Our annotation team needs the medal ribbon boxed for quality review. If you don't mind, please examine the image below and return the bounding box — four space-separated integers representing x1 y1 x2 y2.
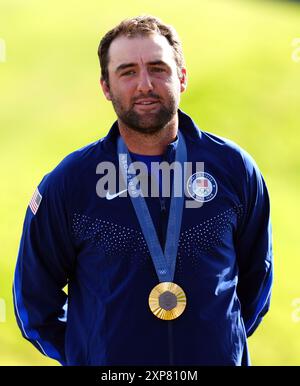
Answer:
117 130 187 283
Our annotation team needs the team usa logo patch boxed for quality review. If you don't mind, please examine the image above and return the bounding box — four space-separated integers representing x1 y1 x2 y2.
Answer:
187 172 218 202
29 188 42 215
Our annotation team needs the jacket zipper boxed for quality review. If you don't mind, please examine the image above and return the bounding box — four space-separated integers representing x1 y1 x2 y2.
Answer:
168 322 174 365
159 197 174 365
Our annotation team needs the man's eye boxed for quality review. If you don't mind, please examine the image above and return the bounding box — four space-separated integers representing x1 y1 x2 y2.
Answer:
121 70 135 76
151 67 165 73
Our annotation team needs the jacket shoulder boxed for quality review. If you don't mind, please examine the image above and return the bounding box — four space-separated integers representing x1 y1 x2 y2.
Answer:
200 130 261 175
38 139 104 194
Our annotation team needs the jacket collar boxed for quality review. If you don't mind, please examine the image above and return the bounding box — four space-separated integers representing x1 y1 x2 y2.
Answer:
101 109 202 158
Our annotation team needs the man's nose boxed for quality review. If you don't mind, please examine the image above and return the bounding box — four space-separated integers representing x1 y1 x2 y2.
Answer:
137 70 154 93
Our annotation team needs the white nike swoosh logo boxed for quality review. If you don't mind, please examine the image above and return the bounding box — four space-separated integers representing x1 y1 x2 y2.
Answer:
106 189 128 200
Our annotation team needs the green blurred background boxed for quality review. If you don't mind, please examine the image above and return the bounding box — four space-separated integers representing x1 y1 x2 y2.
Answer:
1 0 300 365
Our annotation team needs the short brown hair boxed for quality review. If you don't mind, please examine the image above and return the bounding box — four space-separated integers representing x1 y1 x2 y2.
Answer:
98 15 185 84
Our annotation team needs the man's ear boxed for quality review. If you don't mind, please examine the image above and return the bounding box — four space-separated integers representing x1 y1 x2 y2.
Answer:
179 68 187 93
100 78 112 101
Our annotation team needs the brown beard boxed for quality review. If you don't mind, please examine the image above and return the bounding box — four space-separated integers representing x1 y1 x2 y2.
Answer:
110 92 177 134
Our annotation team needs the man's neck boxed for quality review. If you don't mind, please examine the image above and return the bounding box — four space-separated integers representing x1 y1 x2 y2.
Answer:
118 115 178 156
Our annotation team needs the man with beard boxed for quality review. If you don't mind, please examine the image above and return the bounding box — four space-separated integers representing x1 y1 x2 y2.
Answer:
13 15 273 366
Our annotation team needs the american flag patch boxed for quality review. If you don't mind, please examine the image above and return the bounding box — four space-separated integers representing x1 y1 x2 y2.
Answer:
29 188 42 215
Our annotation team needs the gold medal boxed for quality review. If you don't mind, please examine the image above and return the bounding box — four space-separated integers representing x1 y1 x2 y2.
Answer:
148 282 186 320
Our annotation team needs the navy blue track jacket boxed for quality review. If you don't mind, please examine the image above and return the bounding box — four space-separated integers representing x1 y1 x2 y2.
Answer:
13 110 273 366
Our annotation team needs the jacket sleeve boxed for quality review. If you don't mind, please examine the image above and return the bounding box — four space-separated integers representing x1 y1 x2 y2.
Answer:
235 151 273 337
13 171 75 365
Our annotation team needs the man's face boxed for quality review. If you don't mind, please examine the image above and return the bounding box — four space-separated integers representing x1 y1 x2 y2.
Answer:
101 33 187 134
